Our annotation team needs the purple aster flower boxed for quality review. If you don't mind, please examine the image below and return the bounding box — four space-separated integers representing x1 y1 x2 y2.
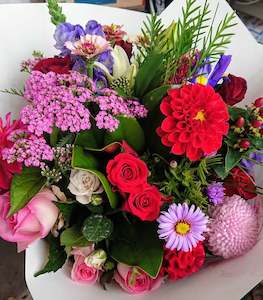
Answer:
54 22 85 55
206 181 225 205
85 20 105 37
208 55 232 87
157 203 208 252
240 152 263 174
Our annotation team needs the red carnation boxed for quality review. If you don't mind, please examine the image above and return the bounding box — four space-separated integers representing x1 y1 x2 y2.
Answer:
123 185 162 221
218 74 247 106
157 84 229 161
106 153 148 193
224 167 257 200
161 242 205 281
33 56 72 74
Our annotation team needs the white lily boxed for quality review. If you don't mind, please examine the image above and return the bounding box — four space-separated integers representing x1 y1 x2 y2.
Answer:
94 45 138 89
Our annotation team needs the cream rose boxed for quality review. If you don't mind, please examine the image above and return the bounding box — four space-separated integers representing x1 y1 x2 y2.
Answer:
68 170 104 205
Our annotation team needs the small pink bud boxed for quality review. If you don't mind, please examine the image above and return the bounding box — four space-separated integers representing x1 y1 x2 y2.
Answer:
239 139 250 150
235 116 245 128
251 119 262 128
254 98 263 108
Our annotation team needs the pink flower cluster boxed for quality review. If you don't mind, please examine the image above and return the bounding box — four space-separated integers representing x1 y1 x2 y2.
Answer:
2 135 53 167
21 71 147 134
22 71 93 136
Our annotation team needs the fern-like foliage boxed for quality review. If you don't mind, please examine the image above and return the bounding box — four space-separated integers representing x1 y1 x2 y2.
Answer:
1 88 24 97
56 133 75 147
136 15 165 65
47 0 66 26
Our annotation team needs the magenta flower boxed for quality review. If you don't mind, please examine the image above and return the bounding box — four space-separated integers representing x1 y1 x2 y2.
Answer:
157 203 208 252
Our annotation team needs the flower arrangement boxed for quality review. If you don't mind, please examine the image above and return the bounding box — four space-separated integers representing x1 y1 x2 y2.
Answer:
0 0 263 295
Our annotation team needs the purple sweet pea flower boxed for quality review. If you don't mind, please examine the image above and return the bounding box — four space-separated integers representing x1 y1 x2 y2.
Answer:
98 50 113 73
240 152 263 174
54 23 85 55
85 20 105 37
208 55 232 87
72 57 87 75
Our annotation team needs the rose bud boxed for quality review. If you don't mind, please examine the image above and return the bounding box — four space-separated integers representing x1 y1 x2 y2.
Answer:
85 249 107 270
239 139 251 150
104 143 120 154
259 109 263 118
235 116 245 128
33 56 72 74
251 119 262 128
254 98 263 108
218 74 247 106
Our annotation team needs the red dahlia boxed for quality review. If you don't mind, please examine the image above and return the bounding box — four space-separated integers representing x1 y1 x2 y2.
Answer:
161 242 205 281
157 84 229 161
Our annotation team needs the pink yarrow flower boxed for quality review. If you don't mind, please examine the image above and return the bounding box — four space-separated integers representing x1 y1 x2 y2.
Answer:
65 34 112 59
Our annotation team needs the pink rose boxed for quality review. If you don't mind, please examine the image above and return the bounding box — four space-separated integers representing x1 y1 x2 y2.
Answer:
71 254 99 284
0 189 59 252
114 263 163 294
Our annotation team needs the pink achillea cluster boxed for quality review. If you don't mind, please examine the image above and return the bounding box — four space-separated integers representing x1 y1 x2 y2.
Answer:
2 135 53 168
21 71 147 134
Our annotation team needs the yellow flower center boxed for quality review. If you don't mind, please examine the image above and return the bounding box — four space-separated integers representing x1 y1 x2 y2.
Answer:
196 76 208 85
175 221 190 235
194 110 206 122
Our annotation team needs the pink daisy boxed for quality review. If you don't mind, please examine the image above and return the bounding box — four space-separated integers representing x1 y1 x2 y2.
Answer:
157 203 208 252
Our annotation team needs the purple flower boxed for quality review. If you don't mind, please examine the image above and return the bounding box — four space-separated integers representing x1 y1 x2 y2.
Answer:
206 181 225 205
85 20 105 37
93 68 108 88
54 23 85 55
241 152 263 174
208 55 232 87
98 50 113 73
157 203 208 252
72 57 87 75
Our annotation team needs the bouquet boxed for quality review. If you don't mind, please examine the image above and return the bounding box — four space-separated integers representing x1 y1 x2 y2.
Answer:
0 0 263 294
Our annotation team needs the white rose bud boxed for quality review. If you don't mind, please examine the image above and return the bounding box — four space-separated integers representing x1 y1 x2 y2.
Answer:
170 160 178 169
84 249 107 270
68 170 104 205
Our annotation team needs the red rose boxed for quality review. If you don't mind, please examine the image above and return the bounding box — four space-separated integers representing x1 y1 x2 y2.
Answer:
218 74 247 106
33 56 72 74
123 185 162 221
106 153 148 193
161 242 205 281
115 40 133 59
224 167 257 200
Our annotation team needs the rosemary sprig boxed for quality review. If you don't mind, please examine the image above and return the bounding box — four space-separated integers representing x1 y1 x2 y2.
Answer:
47 0 66 26
1 88 24 97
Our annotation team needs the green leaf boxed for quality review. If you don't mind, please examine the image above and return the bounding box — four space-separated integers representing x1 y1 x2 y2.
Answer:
55 203 75 224
104 116 145 153
225 146 242 172
50 126 60 147
212 164 228 180
35 235 67 277
60 225 89 247
251 137 263 149
47 0 66 26
82 215 113 243
72 147 118 209
142 85 171 111
75 129 104 150
72 146 99 170
9 168 46 216
134 52 164 98
110 219 163 279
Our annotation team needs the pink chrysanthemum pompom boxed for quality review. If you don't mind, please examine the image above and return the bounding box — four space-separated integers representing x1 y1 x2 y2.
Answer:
207 195 259 259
